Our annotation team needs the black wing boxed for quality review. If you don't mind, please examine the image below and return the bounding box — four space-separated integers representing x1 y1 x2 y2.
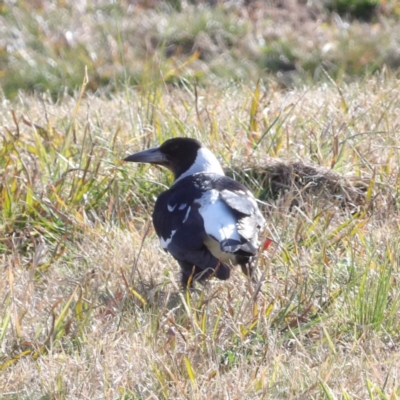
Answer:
152 183 201 248
152 179 227 274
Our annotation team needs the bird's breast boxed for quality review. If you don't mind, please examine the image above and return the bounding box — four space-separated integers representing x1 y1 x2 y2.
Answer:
203 236 238 264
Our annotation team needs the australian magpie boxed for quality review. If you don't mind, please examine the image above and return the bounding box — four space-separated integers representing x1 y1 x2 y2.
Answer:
124 137 265 287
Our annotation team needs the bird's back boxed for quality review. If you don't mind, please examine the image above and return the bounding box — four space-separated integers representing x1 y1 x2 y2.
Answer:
153 173 265 259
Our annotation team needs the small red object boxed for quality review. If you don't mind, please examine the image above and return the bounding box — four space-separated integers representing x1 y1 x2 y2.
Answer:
263 239 273 251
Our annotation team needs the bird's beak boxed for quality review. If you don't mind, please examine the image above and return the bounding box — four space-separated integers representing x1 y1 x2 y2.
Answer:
124 147 168 164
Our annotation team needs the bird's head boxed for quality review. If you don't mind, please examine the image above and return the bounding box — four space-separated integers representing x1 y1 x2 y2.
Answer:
124 137 224 181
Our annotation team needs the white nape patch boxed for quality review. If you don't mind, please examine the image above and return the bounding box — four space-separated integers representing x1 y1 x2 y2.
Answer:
178 203 187 210
167 203 177 212
160 229 177 249
196 189 240 244
182 206 191 223
175 147 225 182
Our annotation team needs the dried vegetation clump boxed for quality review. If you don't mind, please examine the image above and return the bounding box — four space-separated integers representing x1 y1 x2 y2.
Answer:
230 156 369 210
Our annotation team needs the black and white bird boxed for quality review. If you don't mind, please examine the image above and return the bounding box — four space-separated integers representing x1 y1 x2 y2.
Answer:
124 137 265 287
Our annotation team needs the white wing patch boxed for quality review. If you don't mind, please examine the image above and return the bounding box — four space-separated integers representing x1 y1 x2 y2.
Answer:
182 206 191 223
159 204 191 250
160 229 177 249
167 203 177 212
196 189 240 243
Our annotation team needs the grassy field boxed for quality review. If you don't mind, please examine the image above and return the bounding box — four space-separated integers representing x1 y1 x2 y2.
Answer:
2 1 400 399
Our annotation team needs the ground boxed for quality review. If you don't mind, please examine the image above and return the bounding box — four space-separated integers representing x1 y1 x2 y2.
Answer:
1 1 400 399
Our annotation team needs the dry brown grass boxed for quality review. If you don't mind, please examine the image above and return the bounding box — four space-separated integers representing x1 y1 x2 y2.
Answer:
1 73 400 399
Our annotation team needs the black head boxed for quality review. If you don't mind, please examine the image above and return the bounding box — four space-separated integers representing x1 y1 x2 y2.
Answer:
125 137 225 181
158 138 202 175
